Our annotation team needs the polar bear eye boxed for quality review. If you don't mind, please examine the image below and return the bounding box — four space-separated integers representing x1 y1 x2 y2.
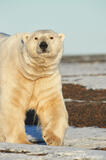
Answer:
50 37 54 40
35 37 38 40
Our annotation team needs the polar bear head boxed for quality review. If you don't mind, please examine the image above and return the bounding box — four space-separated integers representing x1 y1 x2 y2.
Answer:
23 30 64 59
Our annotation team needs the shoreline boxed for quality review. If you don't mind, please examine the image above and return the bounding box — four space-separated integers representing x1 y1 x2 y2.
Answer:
62 54 106 63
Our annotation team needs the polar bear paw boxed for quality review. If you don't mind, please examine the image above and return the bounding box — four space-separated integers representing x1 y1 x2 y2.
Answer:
43 130 62 146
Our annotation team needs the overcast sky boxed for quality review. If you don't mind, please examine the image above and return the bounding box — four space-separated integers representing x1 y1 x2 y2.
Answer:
0 0 106 55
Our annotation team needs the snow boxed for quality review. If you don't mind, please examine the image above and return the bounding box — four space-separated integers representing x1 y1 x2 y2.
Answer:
25 125 106 149
0 126 105 160
62 75 106 89
60 62 106 76
60 62 106 89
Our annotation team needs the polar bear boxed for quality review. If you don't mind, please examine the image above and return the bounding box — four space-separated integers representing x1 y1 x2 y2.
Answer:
0 30 68 145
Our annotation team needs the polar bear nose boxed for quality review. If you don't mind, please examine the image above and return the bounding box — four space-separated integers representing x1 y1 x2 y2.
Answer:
39 41 48 50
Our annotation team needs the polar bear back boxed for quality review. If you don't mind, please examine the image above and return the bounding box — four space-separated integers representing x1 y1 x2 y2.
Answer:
0 33 10 42
0 33 25 64
0 33 10 37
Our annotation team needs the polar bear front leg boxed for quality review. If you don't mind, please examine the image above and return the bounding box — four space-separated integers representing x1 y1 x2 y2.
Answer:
0 91 31 144
37 94 68 146
0 68 33 144
0 107 31 144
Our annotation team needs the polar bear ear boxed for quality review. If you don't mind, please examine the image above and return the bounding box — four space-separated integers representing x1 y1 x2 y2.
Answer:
58 33 65 41
23 33 30 43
